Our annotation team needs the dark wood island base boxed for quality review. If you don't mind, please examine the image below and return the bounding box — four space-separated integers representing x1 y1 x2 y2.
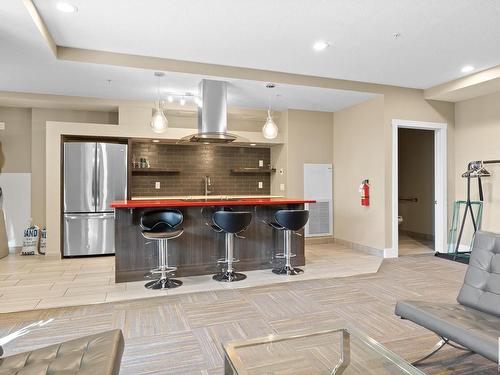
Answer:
111 198 315 283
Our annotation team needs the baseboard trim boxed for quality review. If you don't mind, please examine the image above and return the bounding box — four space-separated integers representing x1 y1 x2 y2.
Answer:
333 238 384 257
305 235 334 245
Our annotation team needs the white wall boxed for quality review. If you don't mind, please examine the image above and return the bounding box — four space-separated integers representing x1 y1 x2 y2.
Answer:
0 173 31 248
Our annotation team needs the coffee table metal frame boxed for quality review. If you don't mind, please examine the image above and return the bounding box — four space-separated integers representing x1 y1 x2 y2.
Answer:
223 325 425 375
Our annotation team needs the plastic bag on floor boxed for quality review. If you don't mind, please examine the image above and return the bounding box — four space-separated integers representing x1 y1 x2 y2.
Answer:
39 226 46 255
21 221 39 255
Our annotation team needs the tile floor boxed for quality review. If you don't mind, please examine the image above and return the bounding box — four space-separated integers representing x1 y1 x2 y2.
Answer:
0 242 382 313
398 233 435 256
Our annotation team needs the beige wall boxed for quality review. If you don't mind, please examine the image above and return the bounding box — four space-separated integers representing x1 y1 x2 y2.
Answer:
383 89 455 251
287 110 334 198
271 110 288 196
332 89 454 254
455 91 500 236
0 108 32 173
398 128 434 236
333 96 386 251
270 109 334 199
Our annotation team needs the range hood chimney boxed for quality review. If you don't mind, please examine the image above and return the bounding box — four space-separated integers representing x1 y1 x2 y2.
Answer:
180 79 237 143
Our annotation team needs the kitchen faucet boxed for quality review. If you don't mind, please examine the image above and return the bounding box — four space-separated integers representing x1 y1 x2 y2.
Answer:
204 176 212 196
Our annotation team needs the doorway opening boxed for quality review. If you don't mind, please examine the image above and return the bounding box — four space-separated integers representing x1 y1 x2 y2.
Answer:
391 119 447 258
398 128 435 255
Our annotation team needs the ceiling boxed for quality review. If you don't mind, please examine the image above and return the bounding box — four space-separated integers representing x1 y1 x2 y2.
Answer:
1 0 500 110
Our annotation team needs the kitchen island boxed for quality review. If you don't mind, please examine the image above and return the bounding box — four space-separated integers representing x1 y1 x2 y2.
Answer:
111 198 315 283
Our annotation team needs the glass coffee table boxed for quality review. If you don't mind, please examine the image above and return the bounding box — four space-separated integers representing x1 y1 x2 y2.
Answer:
223 325 425 375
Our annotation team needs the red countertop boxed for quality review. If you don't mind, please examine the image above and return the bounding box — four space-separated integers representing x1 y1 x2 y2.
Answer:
111 197 316 208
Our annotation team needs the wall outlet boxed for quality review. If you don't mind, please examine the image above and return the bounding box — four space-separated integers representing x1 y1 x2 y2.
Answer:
280 183 285 191
0 122 5 130
259 160 264 167
258 181 263 189
155 181 161 189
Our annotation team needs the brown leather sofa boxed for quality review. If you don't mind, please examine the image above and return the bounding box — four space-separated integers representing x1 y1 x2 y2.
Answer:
0 329 124 375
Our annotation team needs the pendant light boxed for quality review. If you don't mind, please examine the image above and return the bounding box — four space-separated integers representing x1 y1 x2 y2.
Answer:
262 108 278 139
150 72 167 133
262 83 278 139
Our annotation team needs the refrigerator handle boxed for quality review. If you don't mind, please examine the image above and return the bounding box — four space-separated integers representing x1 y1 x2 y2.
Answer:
65 213 114 220
95 144 100 210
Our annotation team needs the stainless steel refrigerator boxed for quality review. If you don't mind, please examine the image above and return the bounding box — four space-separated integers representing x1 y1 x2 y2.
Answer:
63 142 127 256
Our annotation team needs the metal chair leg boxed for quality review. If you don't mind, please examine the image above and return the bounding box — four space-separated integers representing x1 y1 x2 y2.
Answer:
411 336 472 365
213 233 246 282
145 239 182 289
273 230 303 275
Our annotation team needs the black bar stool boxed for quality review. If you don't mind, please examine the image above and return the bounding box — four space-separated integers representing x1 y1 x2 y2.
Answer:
140 209 184 289
266 209 309 275
210 210 252 282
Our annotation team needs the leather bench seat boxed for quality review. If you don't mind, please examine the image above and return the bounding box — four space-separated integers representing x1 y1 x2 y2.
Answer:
0 329 124 375
395 300 500 362
396 231 500 364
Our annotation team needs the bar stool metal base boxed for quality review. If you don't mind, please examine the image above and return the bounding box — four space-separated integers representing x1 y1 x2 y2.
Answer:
213 271 247 282
145 278 183 289
272 265 303 276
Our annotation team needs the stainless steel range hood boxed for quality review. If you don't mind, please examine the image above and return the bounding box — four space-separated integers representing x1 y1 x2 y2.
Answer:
179 79 237 143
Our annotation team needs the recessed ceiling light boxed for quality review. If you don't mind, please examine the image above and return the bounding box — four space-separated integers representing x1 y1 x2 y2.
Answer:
152 139 160 143
313 40 330 51
461 65 475 73
56 2 77 13
167 95 174 103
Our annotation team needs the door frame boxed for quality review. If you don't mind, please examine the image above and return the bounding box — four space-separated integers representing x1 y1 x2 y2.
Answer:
391 119 447 257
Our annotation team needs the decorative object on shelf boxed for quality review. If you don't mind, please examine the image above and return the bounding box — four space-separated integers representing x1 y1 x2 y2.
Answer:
138 158 150 169
150 72 168 134
262 83 279 140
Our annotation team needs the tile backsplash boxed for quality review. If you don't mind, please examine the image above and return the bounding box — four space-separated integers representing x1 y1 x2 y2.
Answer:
131 143 271 197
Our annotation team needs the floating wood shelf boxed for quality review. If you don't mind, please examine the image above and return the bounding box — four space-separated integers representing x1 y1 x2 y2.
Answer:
231 167 276 174
132 168 181 175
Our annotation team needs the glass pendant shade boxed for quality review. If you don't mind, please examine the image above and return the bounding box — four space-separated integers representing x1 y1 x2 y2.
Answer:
150 104 168 133
262 110 278 139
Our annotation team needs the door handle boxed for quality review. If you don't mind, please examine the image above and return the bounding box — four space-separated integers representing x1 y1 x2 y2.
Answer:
65 214 113 220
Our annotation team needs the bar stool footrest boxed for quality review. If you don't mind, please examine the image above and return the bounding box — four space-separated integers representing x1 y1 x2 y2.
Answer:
216 258 240 264
274 253 297 259
150 266 177 274
272 265 303 276
145 278 182 289
213 271 247 282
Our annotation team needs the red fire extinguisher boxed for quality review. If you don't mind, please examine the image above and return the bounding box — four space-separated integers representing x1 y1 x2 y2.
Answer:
359 179 370 206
